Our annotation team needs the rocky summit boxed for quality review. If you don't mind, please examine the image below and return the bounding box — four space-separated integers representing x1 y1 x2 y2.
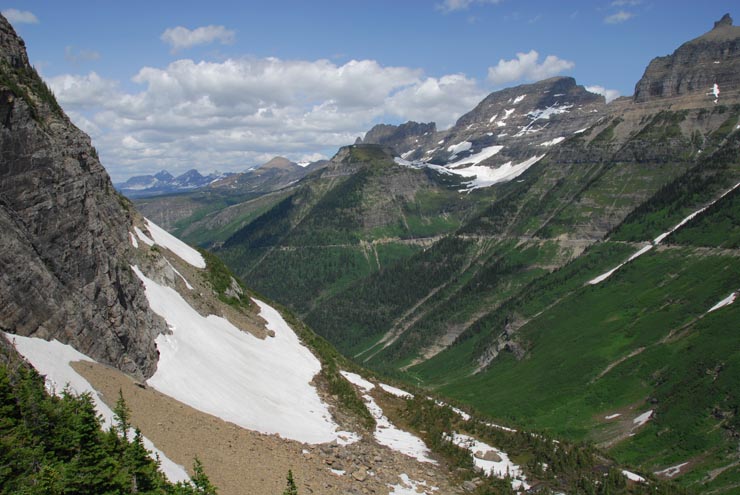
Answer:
634 13 740 103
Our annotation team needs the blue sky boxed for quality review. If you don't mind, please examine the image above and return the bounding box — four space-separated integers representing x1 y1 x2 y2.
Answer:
3 1 737 181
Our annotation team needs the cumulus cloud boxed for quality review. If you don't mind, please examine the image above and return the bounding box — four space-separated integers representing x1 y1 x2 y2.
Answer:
160 25 236 52
2 8 39 24
604 10 634 24
487 50 575 86
48 57 485 181
436 0 503 13
585 85 621 103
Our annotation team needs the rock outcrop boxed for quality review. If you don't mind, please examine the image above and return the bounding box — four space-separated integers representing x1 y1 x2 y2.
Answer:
0 14 165 378
634 14 740 103
360 121 437 156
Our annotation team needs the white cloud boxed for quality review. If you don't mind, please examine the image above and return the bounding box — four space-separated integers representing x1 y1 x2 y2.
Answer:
487 50 575 86
48 57 485 181
2 8 39 24
436 0 503 13
585 85 621 103
160 25 236 52
604 10 634 24
64 46 101 64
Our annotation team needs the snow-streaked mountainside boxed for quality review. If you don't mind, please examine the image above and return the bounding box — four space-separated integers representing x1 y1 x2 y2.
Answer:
132 262 354 444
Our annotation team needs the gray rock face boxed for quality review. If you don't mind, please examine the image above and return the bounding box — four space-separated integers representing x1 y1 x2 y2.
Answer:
0 15 165 379
634 14 740 103
360 121 437 155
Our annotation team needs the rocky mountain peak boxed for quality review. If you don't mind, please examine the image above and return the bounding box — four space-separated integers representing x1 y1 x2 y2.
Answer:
634 13 740 103
260 156 298 171
713 13 733 29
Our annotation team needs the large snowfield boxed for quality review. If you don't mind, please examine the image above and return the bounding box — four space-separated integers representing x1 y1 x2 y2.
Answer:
2 333 190 482
132 266 356 445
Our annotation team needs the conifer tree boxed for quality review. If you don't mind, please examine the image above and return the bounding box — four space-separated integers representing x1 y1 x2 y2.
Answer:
282 469 298 495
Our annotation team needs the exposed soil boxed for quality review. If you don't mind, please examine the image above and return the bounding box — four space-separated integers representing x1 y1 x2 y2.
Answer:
73 361 459 495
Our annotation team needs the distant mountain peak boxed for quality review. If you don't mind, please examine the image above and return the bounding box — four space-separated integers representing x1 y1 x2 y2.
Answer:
260 156 298 171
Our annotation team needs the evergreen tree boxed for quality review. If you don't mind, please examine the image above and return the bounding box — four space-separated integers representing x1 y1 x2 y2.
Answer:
190 457 217 495
282 469 298 495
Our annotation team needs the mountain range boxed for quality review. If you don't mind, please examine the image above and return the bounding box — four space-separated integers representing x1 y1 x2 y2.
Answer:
1 9 739 495
135 14 740 494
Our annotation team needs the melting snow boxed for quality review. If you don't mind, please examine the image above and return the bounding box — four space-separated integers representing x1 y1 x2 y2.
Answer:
711 83 720 104
622 470 646 483
133 266 356 444
446 155 544 191
654 181 740 244
379 383 414 398
588 244 653 285
401 149 416 160
134 226 154 246
655 462 689 478
447 433 530 490
528 103 573 121
605 413 621 420
633 410 653 427
340 370 375 390
513 94 526 104
539 137 565 147
340 371 436 463
708 292 737 312
145 219 206 268
330 468 346 476
3 333 189 482
489 114 498 123
129 231 139 248
503 108 516 119
396 147 540 191
447 141 473 155
388 474 439 494
574 127 588 134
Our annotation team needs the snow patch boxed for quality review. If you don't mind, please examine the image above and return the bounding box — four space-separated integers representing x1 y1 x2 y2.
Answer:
129 231 139 248
379 383 414 398
622 470 646 483
513 94 526 104
447 141 473 155
3 333 189 482
330 468 346 476
388 473 439 494
528 103 573 121
654 181 740 244
539 137 565 147
340 370 375 391
447 433 530 490
341 371 435 463
588 244 653 285
633 410 653 427
134 226 154 246
605 413 621 420
655 462 689 478
708 292 736 313
574 127 588 134
144 218 206 268
132 266 356 444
